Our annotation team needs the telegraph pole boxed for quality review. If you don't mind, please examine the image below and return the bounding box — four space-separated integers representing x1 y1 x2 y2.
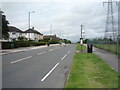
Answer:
28 11 34 40
103 0 117 42
80 25 83 52
50 24 52 35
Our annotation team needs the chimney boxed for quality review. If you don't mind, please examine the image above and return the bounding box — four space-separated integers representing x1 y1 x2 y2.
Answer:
32 27 34 30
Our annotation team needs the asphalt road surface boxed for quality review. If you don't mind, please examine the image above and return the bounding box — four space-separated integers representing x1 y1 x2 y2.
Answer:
2 44 76 88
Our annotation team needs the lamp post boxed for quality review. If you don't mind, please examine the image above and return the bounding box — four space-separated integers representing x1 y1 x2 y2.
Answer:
80 25 83 52
28 11 34 40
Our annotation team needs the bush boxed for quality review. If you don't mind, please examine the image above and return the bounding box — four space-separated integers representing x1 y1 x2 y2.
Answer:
2 42 13 49
2 41 46 49
49 40 59 44
14 41 31 47
32 42 45 46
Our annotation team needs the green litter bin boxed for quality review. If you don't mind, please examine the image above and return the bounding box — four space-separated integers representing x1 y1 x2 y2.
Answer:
11 43 14 48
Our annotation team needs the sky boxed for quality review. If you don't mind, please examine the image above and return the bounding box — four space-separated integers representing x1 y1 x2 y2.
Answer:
1 0 119 42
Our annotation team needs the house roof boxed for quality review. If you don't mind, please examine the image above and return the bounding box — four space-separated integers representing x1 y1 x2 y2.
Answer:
44 35 56 38
8 26 23 33
44 35 61 40
24 28 43 35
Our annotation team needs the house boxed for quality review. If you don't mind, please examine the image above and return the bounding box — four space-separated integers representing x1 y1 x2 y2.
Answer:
43 34 61 41
8 26 25 41
24 27 43 41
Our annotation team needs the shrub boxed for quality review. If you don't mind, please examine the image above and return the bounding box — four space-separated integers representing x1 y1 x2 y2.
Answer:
49 40 59 44
14 41 31 47
32 42 45 46
2 42 13 49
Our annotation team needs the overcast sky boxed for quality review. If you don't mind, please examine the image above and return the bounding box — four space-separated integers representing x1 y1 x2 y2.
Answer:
1 0 119 42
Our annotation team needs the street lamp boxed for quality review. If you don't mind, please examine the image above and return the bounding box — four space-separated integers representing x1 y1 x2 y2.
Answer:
28 11 35 29
28 11 34 40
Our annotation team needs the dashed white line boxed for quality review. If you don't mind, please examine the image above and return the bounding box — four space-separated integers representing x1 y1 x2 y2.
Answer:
11 56 32 64
61 54 67 60
49 49 54 52
38 51 47 55
41 63 59 82
68 50 70 54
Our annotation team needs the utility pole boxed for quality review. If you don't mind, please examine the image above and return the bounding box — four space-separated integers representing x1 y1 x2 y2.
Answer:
28 11 34 40
103 0 117 42
28 11 34 29
50 24 52 35
80 25 83 52
81 25 83 39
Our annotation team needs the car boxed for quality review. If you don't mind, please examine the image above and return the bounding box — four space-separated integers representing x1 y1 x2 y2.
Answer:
61 43 66 47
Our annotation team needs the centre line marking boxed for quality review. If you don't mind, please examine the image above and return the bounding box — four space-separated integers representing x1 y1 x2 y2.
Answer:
68 50 70 54
41 63 59 82
61 54 67 60
11 56 32 64
38 51 47 55
49 49 54 52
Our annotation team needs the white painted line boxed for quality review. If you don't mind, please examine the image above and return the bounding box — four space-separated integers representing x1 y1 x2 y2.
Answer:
56 47 61 49
38 51 47 55
61 54 67 60
41 63 59 82
11 56 32 64
68 50 70 54
0 53 6 55
49 49 54 52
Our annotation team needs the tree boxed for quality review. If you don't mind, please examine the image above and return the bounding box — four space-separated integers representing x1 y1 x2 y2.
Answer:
18 36 25 41
2 14 9 39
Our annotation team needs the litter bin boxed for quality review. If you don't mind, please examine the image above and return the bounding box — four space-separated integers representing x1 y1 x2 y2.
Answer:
87 44 93 53
11 43 14 48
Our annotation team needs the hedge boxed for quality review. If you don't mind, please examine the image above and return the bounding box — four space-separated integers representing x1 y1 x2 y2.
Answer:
32 42 45 46
2 42 13 49
13 41 31 47
2 41 47 49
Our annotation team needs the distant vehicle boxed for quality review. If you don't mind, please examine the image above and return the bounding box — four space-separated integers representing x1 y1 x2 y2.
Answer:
61 43 66 47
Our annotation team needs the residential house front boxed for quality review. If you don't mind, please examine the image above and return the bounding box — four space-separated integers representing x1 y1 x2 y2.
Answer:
8 26 25 41
24 27 43 41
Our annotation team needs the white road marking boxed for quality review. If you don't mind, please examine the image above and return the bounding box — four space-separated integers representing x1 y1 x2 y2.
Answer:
38 51 47 55
11 56 32 64
61 54 67 60
49 49 54 52
68 50 70 54
41 63 59 82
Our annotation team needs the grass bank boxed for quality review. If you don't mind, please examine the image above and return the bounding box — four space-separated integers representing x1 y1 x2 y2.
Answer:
93 44 119 54
65 44 119 88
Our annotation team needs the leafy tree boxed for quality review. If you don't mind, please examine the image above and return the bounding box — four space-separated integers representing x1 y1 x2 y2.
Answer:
18 36 25 41
61 39 71 44
2 14 9 39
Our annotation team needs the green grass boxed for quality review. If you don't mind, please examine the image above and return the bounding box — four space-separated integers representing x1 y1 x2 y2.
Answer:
65 44 119 88
94 44 119 54
76 44 87 50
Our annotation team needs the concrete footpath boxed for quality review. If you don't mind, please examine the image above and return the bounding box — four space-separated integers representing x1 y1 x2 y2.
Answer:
0 44 59 55
93 47 118 72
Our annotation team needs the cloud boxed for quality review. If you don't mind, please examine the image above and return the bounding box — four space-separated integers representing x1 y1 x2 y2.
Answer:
1 0 118 42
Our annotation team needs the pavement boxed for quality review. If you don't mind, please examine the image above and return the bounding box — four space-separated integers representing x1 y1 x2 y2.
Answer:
93 47 118 72
2 44 76 88
0 44 59 55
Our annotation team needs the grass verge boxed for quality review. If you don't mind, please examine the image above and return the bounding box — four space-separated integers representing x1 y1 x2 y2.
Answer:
76 44 87 50
93 44 119 54
65 44 119 88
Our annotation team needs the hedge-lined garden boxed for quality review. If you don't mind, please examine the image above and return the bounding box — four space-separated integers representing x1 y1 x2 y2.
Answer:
2 41 46 49
2 37 72 49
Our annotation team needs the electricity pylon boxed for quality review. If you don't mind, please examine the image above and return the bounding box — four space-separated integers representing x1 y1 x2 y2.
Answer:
103 0 117 41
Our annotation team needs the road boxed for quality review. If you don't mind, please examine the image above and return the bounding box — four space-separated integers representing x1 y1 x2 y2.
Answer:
2 44 76 88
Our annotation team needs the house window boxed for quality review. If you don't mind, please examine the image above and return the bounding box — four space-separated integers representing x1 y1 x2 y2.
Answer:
20 33 22 35
12 32 16 35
